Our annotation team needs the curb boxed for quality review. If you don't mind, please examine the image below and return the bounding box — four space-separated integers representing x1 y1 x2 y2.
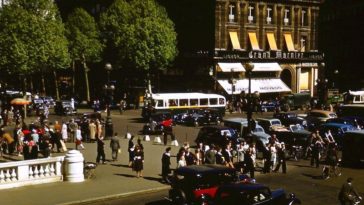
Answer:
56 185 170 205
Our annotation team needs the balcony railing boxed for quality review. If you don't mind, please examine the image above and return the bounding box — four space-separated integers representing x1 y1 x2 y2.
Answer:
0 156 64 189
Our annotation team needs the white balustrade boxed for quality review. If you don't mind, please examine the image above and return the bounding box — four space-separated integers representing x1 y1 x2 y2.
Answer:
0 156 64 189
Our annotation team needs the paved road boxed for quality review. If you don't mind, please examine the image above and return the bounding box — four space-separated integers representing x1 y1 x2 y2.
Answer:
1 108 363 205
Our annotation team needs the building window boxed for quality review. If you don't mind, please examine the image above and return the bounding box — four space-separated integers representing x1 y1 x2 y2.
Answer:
266 6 273 24
301 8 308 26
248 4 255 23
283 33 296 52
248 31 261 51
284 8 290 26
228 4 236 23
266 33 278 51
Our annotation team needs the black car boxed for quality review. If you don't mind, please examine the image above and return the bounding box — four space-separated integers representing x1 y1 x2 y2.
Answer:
54 100 77 115
175 109 222 127
273 112 307 127
326 116 364 128
195 125 241 147
168 165 252 205
214 183 300 205
142 112 173 135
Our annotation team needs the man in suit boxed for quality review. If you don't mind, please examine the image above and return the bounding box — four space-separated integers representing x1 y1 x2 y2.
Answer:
161 147 172 184
110 133 120 161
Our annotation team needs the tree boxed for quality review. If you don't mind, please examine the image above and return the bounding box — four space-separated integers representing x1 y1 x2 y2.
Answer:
65 8 103 102
99 0 177 75
0 0 70 98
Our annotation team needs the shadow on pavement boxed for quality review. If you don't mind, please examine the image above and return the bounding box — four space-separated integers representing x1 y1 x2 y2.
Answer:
145 199 170 205
110 163 130 168
114 173 136 178
295 164 314 168
302 173 323 180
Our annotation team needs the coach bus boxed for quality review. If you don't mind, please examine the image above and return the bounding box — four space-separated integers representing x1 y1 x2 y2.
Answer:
142 92 226 119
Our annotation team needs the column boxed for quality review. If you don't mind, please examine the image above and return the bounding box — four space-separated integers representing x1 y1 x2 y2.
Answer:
296 65 301 93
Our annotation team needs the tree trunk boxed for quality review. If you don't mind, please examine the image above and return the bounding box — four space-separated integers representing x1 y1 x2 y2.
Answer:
30 75 34 93
22 75 27 94
41 72 46 96
82 54 90 102
72 60 75 95
54 70 60 101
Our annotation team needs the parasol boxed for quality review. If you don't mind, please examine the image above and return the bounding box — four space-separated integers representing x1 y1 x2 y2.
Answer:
10 98 31 105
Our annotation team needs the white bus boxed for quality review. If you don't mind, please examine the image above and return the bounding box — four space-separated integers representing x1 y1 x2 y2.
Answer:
345 90 364 104
142 92 226 118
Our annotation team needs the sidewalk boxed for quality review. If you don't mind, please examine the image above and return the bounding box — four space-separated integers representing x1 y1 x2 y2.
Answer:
0 137 181 205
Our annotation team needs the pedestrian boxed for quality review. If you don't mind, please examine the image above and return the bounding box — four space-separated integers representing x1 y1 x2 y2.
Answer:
75 126 85 150
133 145 144 178
96 136 106 164
89 120 96 142
262 144 272 173
161 147 172 184
68 119 77 143
274 143 287 173
128 135 135 167
338 177 362 205
137 138 144 151
244 146 255 178
177 151 186 168
185 147 196 166
96 119 102 139
215 146 226 165
311 138 322 168
204 144 216 164
61 121 68 142
222 143 234 168
110 133 121 161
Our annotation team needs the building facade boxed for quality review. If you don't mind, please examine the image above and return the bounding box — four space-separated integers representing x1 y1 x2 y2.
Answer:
213 0 324 98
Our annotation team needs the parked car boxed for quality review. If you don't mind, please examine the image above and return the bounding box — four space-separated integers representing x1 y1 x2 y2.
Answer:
342 130 364 167
318 122 357 148
195 125 241 147
223 118 270 145
54 100 77 115
326 116 364 128
214 182 301 205
168 165 252 205
261 101 277 112
305 110 337 131
273 112 307 127
40 96 55 108
142 112 173 135
174 109 222 127
272 124 311 155
256 118 283 134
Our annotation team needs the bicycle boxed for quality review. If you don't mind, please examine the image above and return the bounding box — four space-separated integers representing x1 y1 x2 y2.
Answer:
322 159 341 180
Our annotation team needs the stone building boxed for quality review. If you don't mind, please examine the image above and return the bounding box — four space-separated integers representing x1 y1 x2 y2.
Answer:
213 0 324 98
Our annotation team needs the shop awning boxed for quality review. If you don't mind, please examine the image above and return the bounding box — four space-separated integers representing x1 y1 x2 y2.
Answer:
217 62 245 72
248 32 261 51
284 33 296 52
251 63 282 72
229 31 241 50
218 78 291 95
266 33 278 51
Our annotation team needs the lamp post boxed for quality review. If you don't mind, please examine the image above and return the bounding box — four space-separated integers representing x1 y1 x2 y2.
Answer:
333 69 339 89
104 63 114 139
245 62 255 134
228 69 237 112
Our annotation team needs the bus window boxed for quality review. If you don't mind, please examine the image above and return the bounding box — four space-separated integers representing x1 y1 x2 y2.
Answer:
190 99 198 106
200 98 208 106
169 99 177 106
156 100 164 108
209 98 218 105
219 98 225 105
180 99 188 106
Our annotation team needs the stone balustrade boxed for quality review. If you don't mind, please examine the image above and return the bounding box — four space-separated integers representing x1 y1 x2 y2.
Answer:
0 156 64 189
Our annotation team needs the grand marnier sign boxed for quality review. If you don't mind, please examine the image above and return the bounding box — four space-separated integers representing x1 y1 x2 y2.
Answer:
214 50 324 61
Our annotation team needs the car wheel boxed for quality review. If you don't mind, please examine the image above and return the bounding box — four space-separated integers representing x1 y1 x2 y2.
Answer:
169 189 186 205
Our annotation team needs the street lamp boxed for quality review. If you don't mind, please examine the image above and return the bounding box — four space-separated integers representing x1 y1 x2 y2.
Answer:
228 69 237 112
245 62 255 134
104 63 114 139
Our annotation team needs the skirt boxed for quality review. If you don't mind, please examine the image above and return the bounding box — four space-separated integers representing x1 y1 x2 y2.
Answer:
133 159 143 171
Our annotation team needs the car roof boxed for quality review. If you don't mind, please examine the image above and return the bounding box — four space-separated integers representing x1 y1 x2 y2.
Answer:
309 110 336 114
321 123 354 128
345 130 364 136
218 183 268 192
202 125 233 130
175 165 235 175
224 118 248 123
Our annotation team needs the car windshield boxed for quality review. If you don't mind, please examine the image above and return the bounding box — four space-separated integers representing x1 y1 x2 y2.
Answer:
329 113 337 118
271 120 281 126
177 172 235 189
291 124 304 132
221 130 235 137
287 113 297 118
254 127 264 133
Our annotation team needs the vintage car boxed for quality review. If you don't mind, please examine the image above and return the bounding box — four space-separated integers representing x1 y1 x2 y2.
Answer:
305 110 337 131
272 124 311 157
223 118 270 145
195 125 241 147
168 165 252 205
213 183 301 205
326 116 364 128
342 130 364 167
273 112 307 127
174 109 222 127
256 118 283 134
318 122 357 148
142 112 173 135
54 100 77 115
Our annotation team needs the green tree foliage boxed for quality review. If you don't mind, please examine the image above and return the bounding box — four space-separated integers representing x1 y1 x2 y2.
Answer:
99 0 177 72
65 8 103 101
0 0 70 75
